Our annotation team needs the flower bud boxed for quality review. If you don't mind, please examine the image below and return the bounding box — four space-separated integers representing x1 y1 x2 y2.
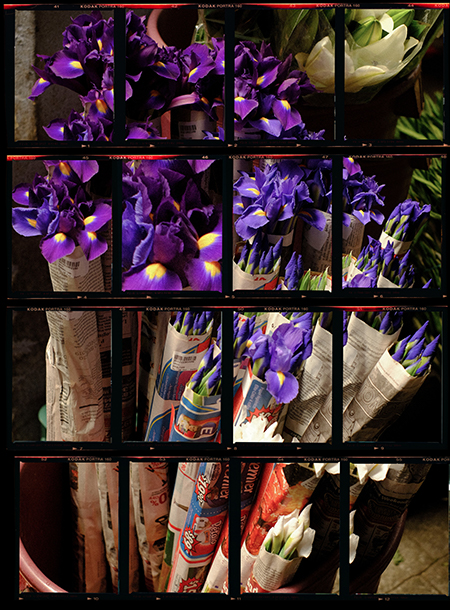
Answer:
352 16 383 47
387 9 415 29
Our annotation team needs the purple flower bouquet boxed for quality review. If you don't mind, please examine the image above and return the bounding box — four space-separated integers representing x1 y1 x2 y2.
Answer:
122 159 222 291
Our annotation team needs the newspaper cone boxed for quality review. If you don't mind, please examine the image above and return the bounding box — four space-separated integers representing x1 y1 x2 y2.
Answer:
240 463 321 591
283 322 333 441
144 319 212 441
167 462 229 593
158 462 200 592
69 462 108 592
130 461 170 592
343 349 431 441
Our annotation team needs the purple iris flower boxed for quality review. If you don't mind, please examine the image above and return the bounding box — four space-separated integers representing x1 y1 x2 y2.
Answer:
121 160 222 291
234 40 317 140
12 160 111 264
233 161 325 241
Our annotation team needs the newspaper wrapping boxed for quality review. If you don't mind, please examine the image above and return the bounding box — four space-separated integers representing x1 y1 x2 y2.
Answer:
233 362 284 440
282 322 333 441
167 461 229 593
144 320 212 441
244 522 315 593
159 462 200 592
240 463 321 591
130 461 170 592
97 462 141 593
300 312 401 443
378 230 412 256
204 461 263 593
45 309 106 442
342 216 365 259
169 385 221 442
137 311 171 438
69 462 108 592
45 244 106 442
351 463 432 565
96 463 120 593
232 260 280 291
300 211 332 274
343 350 430 442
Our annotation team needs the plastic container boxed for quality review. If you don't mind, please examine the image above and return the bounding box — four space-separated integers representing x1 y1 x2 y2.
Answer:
19 461 71 593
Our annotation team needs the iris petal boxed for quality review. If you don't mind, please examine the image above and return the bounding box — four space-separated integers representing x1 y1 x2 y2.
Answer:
197 230 222 261
40 232 76 263
77 229 108 261
265 369 299 404
185 259 222 291
50 51 85 78
122 262 182 291
29 76 51 100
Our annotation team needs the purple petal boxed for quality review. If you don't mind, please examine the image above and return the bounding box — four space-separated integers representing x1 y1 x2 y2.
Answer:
122 263 182 291
43 119 67 140
77 229 108 261
234 96 258 120
272 98 302 131
29 76 51 100
185 259 222 291
265 369 299 404
197 229 222 261
50 50 84 78
40 232 76 263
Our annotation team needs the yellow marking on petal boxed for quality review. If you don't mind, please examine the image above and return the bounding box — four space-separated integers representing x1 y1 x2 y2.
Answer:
59 162 71 176
27 218 37 228
84 215 95 225
172 200 180 211
95 99 108 114
235 96 245 102
205 261 221 277
70 60 83 71
256 75 265 86
54 233 67 243
87 231 97 241
281 99 291 109
146 263 167 280
261 117 269 123
188 67 198 79
198 232 219 250
246 188 260 195
97 39 103 51
254 209 266 216
200 96 209 105
38 77 47 84
348 157 354 163
277 371 285 385
150 89 160 97
155 61 165 68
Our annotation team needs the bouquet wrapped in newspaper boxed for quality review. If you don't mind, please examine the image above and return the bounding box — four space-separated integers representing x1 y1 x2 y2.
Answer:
244 505 315 593
343 322 440 441
282 312 333 441
351 463 432 569
158 462 200 592
144 311 214 441
169 342 221 442
203 461 263 593
240 462 321 591
96 462 141 593
300 310 403 443
166 461 229 593
233 317 313 442
130 461 170 592
12 160 113 442
233 230 283 290
68 462 109 592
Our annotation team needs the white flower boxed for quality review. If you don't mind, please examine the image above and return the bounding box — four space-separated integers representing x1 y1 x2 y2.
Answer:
349 510 360 563
234 415 284 442
296 25 419 94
